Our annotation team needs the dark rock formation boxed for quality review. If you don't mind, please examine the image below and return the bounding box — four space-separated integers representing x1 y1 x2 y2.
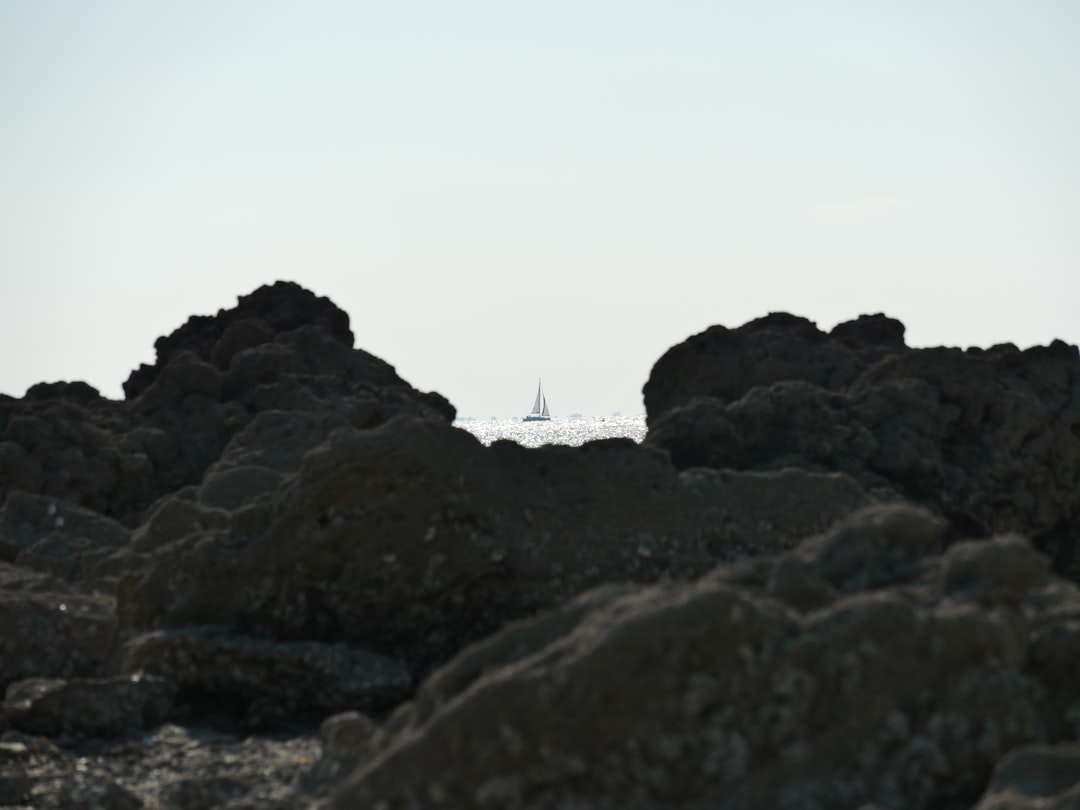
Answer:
0 725 320 809
0 281 452 528
972 742 1080 809
122 628 412 728
642 312 903 422
0 562 116 693
0 492 134 592
644 314 1080 581
0 285 1077 808
122 281 354 399
3 675 176 738
117 415 871 675
330 504 1077 810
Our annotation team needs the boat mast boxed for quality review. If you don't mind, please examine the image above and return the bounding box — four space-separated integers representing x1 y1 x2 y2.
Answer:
532 380 543 415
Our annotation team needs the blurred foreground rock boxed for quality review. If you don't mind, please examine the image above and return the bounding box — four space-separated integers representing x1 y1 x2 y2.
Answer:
0 285 1077 808
331 504 1080 809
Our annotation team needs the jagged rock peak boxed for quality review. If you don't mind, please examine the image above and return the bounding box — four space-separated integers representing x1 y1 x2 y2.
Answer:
830 312 907 349
123 281 353 399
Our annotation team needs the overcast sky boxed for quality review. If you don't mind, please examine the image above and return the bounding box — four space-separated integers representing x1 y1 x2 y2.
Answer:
2 1 1077 418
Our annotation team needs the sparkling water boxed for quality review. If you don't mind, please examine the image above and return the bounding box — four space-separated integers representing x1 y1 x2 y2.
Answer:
454 414 647 448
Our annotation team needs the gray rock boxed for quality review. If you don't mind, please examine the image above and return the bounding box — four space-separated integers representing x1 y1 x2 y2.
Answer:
299 712 380 798
643 313 867 422
0 564 116 691
330 505 1052 810
0 491 130 562
3 675 175 738
118 415 874 677
6 288 1079 809
0 724 319 810
1 281 454 529
972 742 1080 809
643 316 1080 582
122 629 412 728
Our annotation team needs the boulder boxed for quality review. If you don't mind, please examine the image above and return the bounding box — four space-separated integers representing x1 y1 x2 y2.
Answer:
643 313 868 424
330 505 1056 809
830 312 907 351
0 491 129 562
0 394 154 524
0 562 117 691
644 316 1080 581
123 280 354 398
1025 577 1080 742
122 628 412 729
972 742 1080 809
0 492 134 591
299 711 381 798
6 286 1078 808
0 281 454 530
3 675 176 738
129 488 230 553
118 415 873 677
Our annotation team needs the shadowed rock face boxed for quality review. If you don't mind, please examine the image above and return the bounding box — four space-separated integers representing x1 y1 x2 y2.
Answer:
115 416 871 675
0 281 453 527
122 280 355 399
330 504 1076 810
642 312 898 423
644 314 1080 581
1 287 1079 809
101 431 881 800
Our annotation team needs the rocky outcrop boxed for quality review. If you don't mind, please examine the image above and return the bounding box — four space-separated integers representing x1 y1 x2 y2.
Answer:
1 285 1077 808
0 563 116 693
0 492 134 592
972 742 1080 809
121 628 412 729
642 312 911 423
0 281 452 528
3 675 176 739
122 280 354 399
644 314 1080 581
330 504 1075 810
117 416 872 675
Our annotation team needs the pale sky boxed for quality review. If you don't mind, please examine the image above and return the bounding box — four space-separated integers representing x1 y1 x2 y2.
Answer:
2 2 1077 418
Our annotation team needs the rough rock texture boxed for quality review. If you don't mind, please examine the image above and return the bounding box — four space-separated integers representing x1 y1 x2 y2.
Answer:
117 416 871 675
1 285 1077 808
0 492 134 592
643 313 874 419
0 562 116 692
3 675 176 739
972 742 1080 809
644 313 1080 581
122 629 412 728
0 281 452 528
0 725 320 809
331 504 1074 810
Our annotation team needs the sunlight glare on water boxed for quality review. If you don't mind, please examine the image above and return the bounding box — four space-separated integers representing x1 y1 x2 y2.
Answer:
454 415 647 448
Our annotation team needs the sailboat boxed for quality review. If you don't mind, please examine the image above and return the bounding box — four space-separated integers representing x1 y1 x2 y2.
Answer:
523 379 552 422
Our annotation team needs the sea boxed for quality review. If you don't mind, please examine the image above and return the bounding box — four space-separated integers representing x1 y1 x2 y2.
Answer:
454 414 647 448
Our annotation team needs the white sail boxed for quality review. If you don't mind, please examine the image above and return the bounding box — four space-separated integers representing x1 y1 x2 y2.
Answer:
524 379 552 421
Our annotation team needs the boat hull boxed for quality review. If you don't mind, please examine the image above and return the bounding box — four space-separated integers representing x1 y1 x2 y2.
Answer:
522 416 551 422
